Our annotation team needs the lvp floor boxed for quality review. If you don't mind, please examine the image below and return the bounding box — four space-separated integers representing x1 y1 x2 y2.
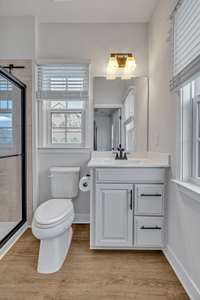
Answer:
0 225 189 300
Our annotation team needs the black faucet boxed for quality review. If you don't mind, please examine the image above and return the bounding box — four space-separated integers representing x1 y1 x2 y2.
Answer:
115 144 127 160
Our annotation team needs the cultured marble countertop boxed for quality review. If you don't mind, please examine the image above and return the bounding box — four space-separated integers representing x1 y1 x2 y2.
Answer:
88 151 170 168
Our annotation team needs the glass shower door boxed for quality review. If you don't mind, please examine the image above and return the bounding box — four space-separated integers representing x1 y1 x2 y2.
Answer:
0 68 26 248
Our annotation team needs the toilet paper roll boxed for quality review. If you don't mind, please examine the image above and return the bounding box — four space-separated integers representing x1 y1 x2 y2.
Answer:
79 176 90 192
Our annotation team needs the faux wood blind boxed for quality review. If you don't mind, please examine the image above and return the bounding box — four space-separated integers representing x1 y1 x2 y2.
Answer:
170 0 200 90
37 64 89 101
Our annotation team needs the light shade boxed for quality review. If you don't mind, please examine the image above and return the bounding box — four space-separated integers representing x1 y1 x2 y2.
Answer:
106 53 136 80
106 56 118 80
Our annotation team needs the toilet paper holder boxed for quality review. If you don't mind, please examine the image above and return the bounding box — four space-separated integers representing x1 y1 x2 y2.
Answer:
83 174 90 187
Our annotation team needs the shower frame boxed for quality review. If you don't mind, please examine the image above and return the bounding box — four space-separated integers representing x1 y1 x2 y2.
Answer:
0 67 27 249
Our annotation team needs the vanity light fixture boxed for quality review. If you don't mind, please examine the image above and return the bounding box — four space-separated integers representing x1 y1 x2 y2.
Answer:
106 53 136 80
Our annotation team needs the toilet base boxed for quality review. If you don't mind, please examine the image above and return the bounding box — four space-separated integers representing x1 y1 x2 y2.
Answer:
37 226 72 274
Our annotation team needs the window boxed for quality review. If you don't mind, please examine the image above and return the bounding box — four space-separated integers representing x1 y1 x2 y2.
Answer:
171 0 200 185
0 77 13 145
180 76 200 185
37 64 89 148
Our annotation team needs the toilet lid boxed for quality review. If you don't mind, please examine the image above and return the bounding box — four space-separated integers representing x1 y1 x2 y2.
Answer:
35 199 73 225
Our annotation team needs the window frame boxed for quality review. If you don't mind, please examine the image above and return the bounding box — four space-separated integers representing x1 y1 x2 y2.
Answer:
192 95 200 185
180 77 200 186
37 63 90 149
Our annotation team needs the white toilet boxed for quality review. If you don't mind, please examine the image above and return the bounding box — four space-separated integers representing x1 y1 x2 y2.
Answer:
32 167 80 274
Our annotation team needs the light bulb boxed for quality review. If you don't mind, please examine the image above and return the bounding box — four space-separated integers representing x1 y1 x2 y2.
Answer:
125 57 136 71
106 56 118 80
107 57 118 70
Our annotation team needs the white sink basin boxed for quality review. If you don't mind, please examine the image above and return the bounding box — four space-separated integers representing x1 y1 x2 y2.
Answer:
88 153 169 168
100 158 145 164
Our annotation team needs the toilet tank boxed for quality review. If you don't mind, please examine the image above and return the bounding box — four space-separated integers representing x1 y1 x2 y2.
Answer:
50 167 80 198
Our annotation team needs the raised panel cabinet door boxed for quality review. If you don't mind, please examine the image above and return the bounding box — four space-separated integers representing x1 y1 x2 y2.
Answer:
95 184 133 247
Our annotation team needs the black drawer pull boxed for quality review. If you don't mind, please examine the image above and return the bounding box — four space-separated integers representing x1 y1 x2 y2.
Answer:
130 190 133 210
140 226 162 230
140 193 162 197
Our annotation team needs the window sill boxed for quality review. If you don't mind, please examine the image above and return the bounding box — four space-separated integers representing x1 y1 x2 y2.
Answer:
38 147 91 154
171 179 200 204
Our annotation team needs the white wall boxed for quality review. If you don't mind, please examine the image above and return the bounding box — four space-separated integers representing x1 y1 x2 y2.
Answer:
134 77 148 152
38 23 148 77
0 16 36 59
148 1 200 298
93 77 132 105
148 1 176 171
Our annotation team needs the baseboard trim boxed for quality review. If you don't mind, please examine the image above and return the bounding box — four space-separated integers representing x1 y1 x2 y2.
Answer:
73 213 90 224
163 246 200 300
0 222 28 259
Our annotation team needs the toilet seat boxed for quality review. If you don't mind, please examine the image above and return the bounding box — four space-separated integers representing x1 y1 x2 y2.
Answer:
34 199 73 228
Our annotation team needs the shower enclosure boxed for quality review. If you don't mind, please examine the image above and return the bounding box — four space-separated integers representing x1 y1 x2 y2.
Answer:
0 67 26 249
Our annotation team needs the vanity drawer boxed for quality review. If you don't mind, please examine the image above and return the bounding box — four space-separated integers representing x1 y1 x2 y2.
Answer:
96 168 165 183
134 216 164 248
135 184 164 215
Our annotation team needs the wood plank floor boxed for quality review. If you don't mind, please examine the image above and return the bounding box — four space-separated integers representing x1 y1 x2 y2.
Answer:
0 225 189 300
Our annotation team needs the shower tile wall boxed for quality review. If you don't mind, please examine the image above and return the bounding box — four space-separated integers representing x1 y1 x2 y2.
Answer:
0 157 22 221
0 60 34 224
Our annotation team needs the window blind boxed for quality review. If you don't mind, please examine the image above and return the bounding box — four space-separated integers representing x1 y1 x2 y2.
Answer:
37 64 89 101
0 76 13 100
170 0 200 90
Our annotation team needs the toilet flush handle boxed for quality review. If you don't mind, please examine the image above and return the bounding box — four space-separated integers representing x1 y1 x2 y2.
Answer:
48 174 54 178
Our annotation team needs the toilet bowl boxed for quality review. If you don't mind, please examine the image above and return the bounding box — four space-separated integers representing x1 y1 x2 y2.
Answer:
32 167 80 274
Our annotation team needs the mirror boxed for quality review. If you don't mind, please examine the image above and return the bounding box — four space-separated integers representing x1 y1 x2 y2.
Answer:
93 77 148 152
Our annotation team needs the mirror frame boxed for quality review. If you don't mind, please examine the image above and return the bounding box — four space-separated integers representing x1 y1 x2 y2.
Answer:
92 76 149 153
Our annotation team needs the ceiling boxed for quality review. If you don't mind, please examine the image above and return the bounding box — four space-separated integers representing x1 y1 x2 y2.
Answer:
0 0 159 23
